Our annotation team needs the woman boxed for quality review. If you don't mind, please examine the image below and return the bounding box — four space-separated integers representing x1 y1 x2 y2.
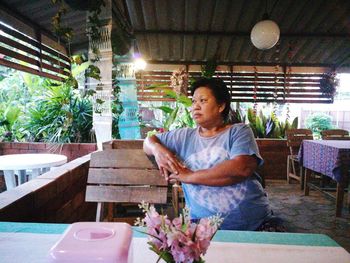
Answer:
143 78 273 230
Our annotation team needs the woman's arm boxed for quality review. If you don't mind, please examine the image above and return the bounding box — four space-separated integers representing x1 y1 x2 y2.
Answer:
168 155 258 186
143 135 184 179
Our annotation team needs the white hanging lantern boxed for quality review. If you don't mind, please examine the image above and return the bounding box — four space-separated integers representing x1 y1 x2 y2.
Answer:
250 19 280 50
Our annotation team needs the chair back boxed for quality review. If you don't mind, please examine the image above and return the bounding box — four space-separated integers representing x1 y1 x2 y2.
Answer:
321 129 350 140
85 149 168 221
102 139 144 150
286 129 313 155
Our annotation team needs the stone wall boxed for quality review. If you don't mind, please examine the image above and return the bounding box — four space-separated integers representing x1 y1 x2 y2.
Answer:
0 154 96 223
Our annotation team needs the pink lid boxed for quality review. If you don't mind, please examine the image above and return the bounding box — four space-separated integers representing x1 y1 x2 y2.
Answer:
48 222 132 263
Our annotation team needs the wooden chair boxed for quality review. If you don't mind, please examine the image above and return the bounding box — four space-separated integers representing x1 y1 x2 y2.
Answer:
320 129 349 188
321 129 350 140
286 129 313 189
86 149 168 222
102 139 183 217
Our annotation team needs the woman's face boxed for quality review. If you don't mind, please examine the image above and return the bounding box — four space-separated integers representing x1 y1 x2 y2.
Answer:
191 87 225 127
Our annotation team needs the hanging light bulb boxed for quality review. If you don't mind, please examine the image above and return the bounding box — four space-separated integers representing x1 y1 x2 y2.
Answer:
251 16 280 50
134 57 147 71
133 39 147 71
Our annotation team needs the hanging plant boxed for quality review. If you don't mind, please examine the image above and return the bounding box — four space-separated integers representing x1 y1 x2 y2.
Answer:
51 0 73 42
201 59 217 78
170 68 189 96
320 72 338 97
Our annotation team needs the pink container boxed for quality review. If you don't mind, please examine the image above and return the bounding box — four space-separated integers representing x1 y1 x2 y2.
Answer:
48 222 133 263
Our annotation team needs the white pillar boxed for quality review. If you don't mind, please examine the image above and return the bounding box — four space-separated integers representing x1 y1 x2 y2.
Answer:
88 1 113 150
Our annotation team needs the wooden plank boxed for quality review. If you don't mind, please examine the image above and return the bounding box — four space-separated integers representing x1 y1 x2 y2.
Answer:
231 93 328 99
230 82 320 87
137 98 176 102
88 168 167 186
0 47 70 76
137 91 174 96
230 98 332 103
0 23 70 64
230 77 321 83
85 185 168 203
89 149 157 169
0 35 70 71
110 139 144 149
0 58 64 82
231 72 323 78
229 87 321 93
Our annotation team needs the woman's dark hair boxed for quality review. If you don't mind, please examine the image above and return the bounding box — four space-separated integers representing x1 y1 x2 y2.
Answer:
191 78 240 124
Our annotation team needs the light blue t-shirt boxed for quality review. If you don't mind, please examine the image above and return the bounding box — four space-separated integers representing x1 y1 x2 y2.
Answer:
156 123 272 230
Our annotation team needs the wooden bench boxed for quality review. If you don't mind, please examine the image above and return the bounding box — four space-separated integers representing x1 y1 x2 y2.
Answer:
85 149 168 222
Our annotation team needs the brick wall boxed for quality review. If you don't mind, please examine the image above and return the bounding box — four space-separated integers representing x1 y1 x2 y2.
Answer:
0 154 96 223
0 142 97 162
256 139 289 180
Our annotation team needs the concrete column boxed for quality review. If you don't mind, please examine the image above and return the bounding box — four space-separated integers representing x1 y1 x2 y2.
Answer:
88 0 113 150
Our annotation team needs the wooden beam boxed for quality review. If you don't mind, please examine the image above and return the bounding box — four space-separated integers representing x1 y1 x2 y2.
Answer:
134 29 350 40
0 3 67 55
0 58 64 82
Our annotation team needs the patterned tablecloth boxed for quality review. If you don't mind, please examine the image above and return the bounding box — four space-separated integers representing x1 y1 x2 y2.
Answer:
298 140 350 183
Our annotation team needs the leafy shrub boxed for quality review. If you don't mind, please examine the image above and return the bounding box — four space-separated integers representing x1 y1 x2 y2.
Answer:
305 112 333 137
247 108 298 138
25 83 93 143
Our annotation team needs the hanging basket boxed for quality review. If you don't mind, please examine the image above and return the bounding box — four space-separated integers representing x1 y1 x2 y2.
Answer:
320 73 338 97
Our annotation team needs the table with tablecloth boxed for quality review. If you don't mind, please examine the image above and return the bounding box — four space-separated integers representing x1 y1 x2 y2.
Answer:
0 222 350 263
298 140 350 216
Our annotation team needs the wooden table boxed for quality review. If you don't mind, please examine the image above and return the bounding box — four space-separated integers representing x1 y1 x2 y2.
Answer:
299 140 350 216
0 222 349 263
0 154 67 190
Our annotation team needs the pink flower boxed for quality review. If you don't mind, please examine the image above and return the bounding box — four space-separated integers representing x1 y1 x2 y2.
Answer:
136 203 222 263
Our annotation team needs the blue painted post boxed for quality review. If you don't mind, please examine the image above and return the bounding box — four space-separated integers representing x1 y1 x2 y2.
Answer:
117 63 141 139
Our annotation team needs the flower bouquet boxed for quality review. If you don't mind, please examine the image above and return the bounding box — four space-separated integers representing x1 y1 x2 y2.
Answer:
135 202 223 263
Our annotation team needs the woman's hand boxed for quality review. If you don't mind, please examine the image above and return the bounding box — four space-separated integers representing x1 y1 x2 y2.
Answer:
143 135 186 180
152 143 185 180
168 166 193 183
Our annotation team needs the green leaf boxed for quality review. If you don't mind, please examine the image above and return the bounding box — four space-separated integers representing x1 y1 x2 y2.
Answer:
163 89 177 99
154 106 173 114
247 108 256 124
177 94 192 107
85 65 101 80
164 106 179 130
72 61 91 77
255 116 265 138
4 105 20 126
145 83 169 90
291 117 298 128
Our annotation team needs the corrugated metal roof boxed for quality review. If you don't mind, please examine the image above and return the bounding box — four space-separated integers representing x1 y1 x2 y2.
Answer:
126 0 350 69
1 0 350 69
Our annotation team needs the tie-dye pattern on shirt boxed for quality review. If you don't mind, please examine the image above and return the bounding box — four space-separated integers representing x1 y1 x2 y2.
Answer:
184 146 248 214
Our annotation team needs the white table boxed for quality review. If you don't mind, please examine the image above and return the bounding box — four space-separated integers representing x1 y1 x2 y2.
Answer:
0 154 67 190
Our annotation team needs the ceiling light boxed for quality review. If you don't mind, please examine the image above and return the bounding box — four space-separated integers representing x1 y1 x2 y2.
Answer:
134 58 147 71
251 17 280 50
